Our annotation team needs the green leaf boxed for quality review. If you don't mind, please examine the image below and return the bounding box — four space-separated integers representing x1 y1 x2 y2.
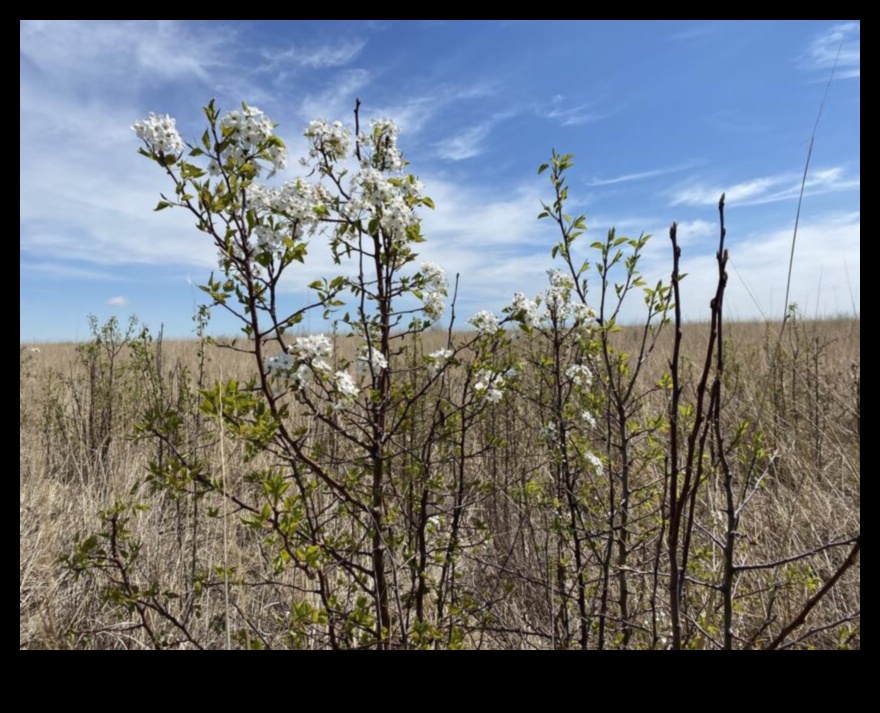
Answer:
154 201 172 212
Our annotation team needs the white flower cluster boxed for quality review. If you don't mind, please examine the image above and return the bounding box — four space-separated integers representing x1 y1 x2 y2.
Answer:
334 371 360 405
247 180 329 253
420 262 448 322
571 303 599 328
585 452 604 475
540 420 558 444
291 334 333 372
249 180 328 220
132 113 185 156
566 364 593 388
346 168 423 239
266 336 360 408
469 311 501 336
428 348 454 375
357 345 389 376
266 353 293 374
474 370 506 404
266 353 311 390
220 105 288 175
221 106 275 147
510 293 539 329
506 270 599 331
359 120 405 172
306 120 352 163
544 269 575 316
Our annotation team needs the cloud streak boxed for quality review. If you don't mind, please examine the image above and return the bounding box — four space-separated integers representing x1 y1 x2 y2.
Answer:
435 123 494 161
670 168 859 208
668 212 860 320
20 20 228 86
589 163 697 187
538 95 604 127
263 38 368 71
804 22 860 79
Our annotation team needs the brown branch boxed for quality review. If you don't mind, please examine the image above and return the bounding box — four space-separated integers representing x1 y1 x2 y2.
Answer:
766 535 860 651
736 536 859 573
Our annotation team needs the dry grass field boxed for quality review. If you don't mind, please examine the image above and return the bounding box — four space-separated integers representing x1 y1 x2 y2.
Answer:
19 316 860 650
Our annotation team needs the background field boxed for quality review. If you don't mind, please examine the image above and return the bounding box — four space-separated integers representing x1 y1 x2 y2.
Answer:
19 317 860 650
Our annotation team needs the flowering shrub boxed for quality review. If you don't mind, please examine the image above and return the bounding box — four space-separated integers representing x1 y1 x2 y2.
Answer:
96 99 519 649
60 103 860 651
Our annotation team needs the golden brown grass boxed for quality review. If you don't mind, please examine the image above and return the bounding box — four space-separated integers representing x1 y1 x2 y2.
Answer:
19 318 860 650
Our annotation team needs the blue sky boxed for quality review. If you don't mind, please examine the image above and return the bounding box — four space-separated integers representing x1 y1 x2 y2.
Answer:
20 20 860 341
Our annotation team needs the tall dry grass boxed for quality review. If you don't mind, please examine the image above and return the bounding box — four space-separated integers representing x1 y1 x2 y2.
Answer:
19 315 859 649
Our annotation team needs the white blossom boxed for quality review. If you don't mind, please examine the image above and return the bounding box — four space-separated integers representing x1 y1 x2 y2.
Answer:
540 421 558 443
221 105 275 147
267 147 288 175
290 334 333 363
543 270 576 322
253 225 286 255
566 364 593 388
266 354 294 376
218 105 288 175
346 167 422 239
423 292 446 322
357 346 389 375
469 311 500 336
334 371 360 402
582 411 597 429
132 113 185 156
547 269 575 290
428 349 454 375
510 292 539 328
245 179 328 256
306 120 352 163
474 370 505 404
266 354 313 391
359 119 405 172
420 263 447 294
585 452 604 475
571 303 599 330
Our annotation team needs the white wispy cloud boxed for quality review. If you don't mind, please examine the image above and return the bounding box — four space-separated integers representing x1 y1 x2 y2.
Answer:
22 262 124 282
672 219 718 246
20 20 227 85
435 123 494 161
538 95 604 127
372 84 496 137
106 296 130 308
668 23 721 42
20 20 861 334
262 37 368 71
297 69 374 122
804 22 860 79
20 25 223 270
664 212 860 320
670 167 859 208
433 108 517 161
589 163 697 187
